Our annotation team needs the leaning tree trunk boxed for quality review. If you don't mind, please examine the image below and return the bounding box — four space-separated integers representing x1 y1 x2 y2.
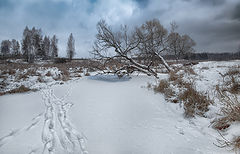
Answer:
155 53 172 72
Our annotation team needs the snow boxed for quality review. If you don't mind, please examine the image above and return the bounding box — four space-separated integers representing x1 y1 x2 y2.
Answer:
192 60 239 93
0 60 239 154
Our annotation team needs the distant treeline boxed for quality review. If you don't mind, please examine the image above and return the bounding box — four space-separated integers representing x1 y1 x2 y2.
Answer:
0 26 75 63
1 26 239 62
164 51 240 61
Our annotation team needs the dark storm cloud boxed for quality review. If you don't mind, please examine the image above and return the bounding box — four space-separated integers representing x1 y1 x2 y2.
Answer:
198 0 226 6
232 3 240 21
0 0 239 57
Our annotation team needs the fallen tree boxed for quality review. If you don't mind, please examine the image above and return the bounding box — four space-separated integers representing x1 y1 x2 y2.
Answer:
91 19 195 78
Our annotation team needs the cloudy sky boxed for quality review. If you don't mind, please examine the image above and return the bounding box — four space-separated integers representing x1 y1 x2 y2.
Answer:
0 0 240 57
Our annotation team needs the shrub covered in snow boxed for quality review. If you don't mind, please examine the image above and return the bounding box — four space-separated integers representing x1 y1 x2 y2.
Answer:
178 82 213 117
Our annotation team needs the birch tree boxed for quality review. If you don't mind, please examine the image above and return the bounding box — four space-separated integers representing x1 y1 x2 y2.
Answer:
67 33 75 60
11 39 20 56
43 36 51 59
1 40 11 56
50 35 58 59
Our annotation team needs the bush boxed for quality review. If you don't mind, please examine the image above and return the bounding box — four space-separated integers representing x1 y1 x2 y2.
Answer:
37 76 45 83
85 72 90 76
212 86 240 130
154 80 169 93
54 58 68 63
0 85 32 96
179 83 213 117
154 79 175 99
220 67 240 94
184 66 196 75
16 72 28 81
213 80 240 151
169 71 178 81
215 132 240 152
26 68 37 76
45 71 52 76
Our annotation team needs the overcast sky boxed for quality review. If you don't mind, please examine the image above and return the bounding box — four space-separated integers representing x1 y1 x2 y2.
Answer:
0 0 240 57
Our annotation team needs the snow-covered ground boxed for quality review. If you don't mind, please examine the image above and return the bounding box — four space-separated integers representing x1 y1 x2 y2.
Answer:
0 60 239 154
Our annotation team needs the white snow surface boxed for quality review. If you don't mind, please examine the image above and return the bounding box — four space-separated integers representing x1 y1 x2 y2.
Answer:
0 60 239 154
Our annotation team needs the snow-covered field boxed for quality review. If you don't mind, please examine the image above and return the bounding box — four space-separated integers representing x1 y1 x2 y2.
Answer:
0 60 239 154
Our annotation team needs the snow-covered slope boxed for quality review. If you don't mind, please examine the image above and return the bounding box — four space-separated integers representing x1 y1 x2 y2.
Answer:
0 60 239 154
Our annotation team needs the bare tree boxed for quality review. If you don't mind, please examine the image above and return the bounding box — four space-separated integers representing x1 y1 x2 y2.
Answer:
22 26 31 61
11 39 20 56
167 32 182 59
136 19 172 72
1 40 11 57
22 26 42 62
92 19 196 78
50 35 58 59
43 36 51 59
67 33 75 60
168 22 196 60
92 20 159 78
237 44 240 58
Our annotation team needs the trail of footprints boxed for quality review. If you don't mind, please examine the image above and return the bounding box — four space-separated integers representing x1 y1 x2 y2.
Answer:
0 89 88 154
41 89 88 154
0 113 42 148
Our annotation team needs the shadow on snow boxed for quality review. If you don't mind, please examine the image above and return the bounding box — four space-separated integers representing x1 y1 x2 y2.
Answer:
88 74 131 82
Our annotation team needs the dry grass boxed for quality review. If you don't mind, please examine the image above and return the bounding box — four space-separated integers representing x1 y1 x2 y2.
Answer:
154 80 169 93
45 71 52 76
8 69 16 75
16 72 28 81
212 85 240 130
184 66 197 75
85 72 90 76
1 68 16 75
227 68 240 94
211 66 240 152
26 68 37 76
154 79 175 99
220 67 240 94
169 71 178 81
154 63 211 117
226 68 240 76
0 60 97 96
215 132 240 152
74 74 82 78
212 84 240 151
60 68 70 81
37 76 45 83
232 137 240 151
0 85 32 96
179 83 213 117
73 68 83 74
230 82 240 94
0 80 8 90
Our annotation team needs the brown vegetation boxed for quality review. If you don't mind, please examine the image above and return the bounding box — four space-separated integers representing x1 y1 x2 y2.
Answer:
84 72 90 76
154 79 169 93
153 65 212 117
212 85 240 130
212 66 240 151
0 85 32 96
219 67 240 94
45 71 52 76
184 66 196 75
179 83 213 117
